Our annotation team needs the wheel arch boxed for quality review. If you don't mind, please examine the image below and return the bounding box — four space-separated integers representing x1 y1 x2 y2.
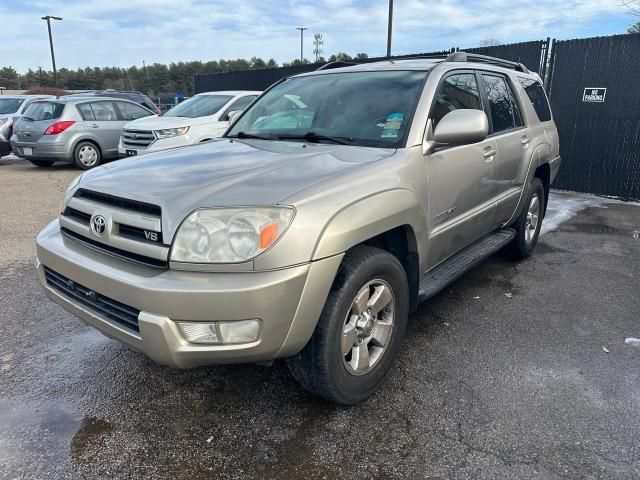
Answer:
311 189 426 312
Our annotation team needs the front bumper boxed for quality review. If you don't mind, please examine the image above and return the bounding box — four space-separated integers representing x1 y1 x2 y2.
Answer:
118 135 191 156
36 220 342 368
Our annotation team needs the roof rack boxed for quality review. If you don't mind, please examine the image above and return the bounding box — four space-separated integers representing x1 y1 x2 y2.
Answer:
315 61 357 71
444 51 529 73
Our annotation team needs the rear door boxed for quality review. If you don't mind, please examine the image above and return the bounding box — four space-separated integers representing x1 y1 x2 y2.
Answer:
81 101 125 157
425 71 499 267
478 72 530 225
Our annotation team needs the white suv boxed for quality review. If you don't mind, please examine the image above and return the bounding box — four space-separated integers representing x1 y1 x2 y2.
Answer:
118 90 260 157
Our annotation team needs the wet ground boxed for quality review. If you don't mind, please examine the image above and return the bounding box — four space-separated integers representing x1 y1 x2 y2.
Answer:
1 159 639 479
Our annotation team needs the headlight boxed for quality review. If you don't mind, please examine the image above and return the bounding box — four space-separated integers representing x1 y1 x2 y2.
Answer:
155 126 189 138
61 173 83 210
171 207 294 263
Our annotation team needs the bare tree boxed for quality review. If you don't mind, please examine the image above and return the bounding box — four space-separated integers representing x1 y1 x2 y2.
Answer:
479 38 501 47
622 0 640 16
629 20 640 33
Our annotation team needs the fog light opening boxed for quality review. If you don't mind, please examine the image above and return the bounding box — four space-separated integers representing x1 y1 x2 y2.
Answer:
177 320 260 345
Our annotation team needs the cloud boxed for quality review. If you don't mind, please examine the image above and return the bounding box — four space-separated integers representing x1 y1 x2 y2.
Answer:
0 0 632 72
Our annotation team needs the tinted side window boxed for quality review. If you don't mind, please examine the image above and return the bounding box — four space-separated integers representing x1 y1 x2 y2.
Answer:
518 78 552 122
116 101 151 120
77 103 95 121
481 74 522 133
224 96 257 119
431 73 482 127
90 102 118 121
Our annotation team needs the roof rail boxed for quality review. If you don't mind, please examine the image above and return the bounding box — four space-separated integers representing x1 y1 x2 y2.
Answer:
445 51 530 73
315 61 357 71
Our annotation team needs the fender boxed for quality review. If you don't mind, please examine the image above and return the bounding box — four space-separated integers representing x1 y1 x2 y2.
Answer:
312 189 427 262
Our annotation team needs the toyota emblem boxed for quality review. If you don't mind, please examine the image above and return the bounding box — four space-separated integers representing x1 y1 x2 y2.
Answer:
91 215 107 236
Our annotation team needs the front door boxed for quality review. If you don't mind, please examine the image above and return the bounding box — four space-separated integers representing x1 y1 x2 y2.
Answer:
425 71 499 268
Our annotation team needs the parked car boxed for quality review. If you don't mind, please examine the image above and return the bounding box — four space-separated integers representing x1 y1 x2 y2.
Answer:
0 95 54 157
65 90 161 115
117 90 260 157
11 97 154 169
36 53 560 404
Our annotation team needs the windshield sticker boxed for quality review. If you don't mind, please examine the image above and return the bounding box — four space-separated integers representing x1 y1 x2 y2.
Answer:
381 129 399 139
386 112 404 122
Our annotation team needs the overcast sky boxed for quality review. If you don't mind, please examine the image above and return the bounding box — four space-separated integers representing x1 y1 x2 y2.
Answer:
0 0 635 72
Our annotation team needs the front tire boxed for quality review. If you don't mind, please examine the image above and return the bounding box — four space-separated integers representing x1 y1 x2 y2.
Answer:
73 141 101 170
508 177 545 259
287 245 409 405
28 159 54 168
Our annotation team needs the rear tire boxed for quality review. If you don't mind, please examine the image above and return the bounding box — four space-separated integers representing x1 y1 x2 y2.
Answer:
73 141 101 170
287 245 409 405
28 159 54 168
507 177 545 259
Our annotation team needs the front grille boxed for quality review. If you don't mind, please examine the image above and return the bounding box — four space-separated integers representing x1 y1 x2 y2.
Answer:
59 189 167 269
63 207 91 225
75 189 161 216
61 227 168 269
44 266 140 332
121 129 156 149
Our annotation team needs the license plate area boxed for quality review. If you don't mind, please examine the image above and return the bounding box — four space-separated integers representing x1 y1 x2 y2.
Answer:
23 147 33 156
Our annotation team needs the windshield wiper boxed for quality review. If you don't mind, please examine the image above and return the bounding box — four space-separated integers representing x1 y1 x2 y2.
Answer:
230 131 279 140
21 116 34 122
278 131 354 145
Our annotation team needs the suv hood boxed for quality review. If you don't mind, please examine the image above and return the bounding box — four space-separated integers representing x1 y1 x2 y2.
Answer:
79 139 395 238
124 115 203 130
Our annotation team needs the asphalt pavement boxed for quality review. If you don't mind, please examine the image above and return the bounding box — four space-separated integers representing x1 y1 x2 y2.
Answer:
1 159 639 479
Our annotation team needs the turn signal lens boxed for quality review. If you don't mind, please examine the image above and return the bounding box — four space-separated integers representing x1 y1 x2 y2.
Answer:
259 223 279 249
44 121 75 135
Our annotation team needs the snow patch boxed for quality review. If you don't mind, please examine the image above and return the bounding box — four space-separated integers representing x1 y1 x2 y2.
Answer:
541 191 640 236
624 338 640 348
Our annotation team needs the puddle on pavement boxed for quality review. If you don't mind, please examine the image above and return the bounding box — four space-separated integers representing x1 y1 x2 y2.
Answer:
0 399 82 475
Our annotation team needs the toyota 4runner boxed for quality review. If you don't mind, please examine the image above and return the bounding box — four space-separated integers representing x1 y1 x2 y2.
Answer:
36 52 560 404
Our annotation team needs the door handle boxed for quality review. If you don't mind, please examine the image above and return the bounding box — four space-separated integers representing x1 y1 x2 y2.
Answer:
483 148 497 161
521 135 530 145
89 124 99 128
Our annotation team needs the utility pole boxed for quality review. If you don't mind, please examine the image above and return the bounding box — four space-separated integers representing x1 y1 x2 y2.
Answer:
143 60 147 94
313 33 324 62
386 0 393 58
296 27 308 62
41 15 63 88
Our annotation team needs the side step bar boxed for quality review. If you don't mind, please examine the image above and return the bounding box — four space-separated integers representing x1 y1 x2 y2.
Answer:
417 228 516 303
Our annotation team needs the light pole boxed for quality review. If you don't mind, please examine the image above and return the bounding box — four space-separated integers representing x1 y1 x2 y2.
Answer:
296 27 307 62
41 15 62 88
386 0 393 58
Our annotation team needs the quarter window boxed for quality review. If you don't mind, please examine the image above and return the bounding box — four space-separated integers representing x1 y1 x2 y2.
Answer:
481 74 523 133
518 78 552 122
431 73 482 127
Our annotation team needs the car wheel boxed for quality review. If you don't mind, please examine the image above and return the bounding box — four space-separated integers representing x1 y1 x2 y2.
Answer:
287 245 409 405
73 141 101 170
28 159 55 168
508 177 545 259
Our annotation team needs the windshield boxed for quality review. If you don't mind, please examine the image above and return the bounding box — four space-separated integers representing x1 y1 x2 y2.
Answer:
164 95 233 118
227 71 428 148
0 98 25 114
22 102 65 121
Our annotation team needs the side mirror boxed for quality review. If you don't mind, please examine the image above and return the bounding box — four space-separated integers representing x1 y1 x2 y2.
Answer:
433 109 489 146
226 110 242 123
